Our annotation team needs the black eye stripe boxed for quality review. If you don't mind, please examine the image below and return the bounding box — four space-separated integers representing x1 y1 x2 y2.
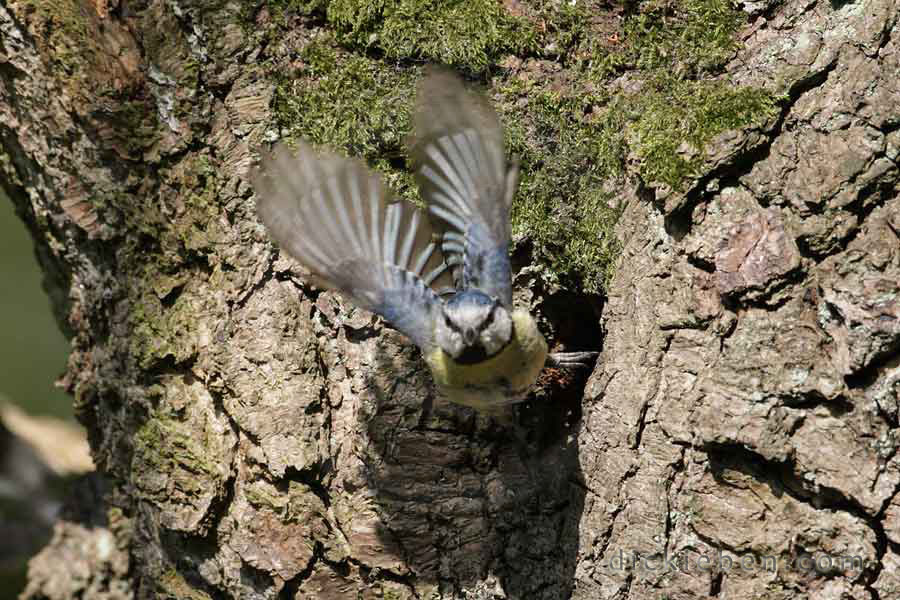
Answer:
477 307 496 332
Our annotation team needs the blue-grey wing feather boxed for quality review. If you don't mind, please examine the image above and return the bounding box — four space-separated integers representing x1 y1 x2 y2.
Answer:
410 69 517 307
253 142 445 351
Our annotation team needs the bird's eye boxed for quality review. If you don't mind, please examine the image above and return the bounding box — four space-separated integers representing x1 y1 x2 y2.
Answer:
444 315 453 328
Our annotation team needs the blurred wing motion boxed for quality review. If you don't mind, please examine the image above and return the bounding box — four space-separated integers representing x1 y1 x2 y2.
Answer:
254 143 447 352
409 69 517 307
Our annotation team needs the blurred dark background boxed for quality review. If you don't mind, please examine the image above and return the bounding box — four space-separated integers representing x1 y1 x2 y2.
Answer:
1 191 83 599
0 191 72 417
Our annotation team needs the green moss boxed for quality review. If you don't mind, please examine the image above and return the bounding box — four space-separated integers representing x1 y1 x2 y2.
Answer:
101 97 163 158
630 79 781 188
382 587 410 600
129 292 187 368
265 0 779 293
244 484 282 510
118 153 230 368
513 182 623 293
158 570 214 600
133 413 219 487
497 0 781 288
530 0 595 61
591 0 743 79
572 0 782 190
244 479 324 557
14 0 93 79
274 0 536 72
274 38 419 200
175 155 227 251
499 80 625 292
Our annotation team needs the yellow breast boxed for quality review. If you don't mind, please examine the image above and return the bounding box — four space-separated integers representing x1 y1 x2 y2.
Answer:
425 310 548 412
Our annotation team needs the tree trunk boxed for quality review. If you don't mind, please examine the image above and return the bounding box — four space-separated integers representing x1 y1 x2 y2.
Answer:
2 0 898 598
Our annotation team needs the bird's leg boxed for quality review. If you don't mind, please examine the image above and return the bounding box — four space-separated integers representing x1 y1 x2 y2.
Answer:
546 351 599 370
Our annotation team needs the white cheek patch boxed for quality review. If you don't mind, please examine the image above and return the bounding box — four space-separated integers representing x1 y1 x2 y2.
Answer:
454 332 469 358
480 311 513 356
437 321 466 358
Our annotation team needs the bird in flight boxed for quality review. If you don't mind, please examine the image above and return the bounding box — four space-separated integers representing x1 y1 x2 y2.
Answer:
253 69 597 415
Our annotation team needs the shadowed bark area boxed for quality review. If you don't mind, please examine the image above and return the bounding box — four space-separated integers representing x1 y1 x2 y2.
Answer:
1 0 898 599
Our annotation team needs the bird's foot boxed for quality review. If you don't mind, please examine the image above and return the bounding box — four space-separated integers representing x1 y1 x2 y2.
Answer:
546 351 599 370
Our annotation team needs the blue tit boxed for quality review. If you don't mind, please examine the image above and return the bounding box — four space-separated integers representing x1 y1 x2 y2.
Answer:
253 69 596 415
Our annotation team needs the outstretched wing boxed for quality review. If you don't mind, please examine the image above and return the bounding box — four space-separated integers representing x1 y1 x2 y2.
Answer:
409 69 518 308
253 142 447 352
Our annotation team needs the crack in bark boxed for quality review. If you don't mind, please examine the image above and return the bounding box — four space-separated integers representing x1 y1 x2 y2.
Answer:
703 442 888 591
663 56 841 241
233 251 276 311
709 569 723 597
277 554 318 599
721 267 808 312
846 343 900 391
796 173 898 262
632 397 651 451
781 392 854 417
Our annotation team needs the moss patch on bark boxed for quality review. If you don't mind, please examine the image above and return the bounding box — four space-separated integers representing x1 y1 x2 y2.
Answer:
261 0 779 292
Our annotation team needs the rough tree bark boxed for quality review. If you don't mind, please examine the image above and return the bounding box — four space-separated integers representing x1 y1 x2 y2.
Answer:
1 0 898 599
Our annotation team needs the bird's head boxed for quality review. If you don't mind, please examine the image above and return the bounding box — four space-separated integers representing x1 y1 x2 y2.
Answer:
435 290 513 364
